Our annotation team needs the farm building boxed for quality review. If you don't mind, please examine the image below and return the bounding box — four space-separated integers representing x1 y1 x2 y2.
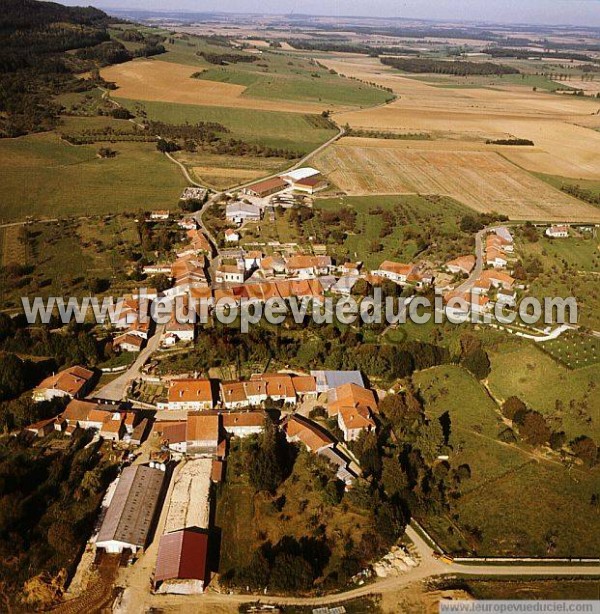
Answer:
225 202 261 225
154 529 209 595
281 167 321 183
113 333 144 353
96 464 166 554
291 175 328 194
284 415 334 453
186 412 220 455
222 411 266 437
32 366 94 402
242 177 287 198
224 229 240 243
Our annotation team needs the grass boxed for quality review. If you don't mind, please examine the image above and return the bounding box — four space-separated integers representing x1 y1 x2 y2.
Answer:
313 194 474 269
540 331 600 369
535 172 600 200
0 216 141 310
193 48 391 107
0 132 185 222
412 363 600 557
117 99 337 153
514 232 600 329
487 340 600 441
409 73 573 92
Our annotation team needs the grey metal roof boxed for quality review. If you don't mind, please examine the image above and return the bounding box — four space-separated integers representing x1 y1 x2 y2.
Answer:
310 370 364 391
97 465 165 548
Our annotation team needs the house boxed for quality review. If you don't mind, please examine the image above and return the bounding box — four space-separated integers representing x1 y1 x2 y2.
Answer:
159 421 188 454
250 374 297 404
285 255 332 278
372 261 415 284
445 255 475 276
444 290 490 316
340 262 362 276
186 412 220 455
311 370 365 393
482 270 515 290
224 229 240 243
96 464 166 554
61 399 108 430
546 225 569 238
331 275 359 296
154 529 209 595
113 332 144 353
496 288 518 307
165 314 195 343
292 375 318 399
494 226 514 249
26 417 57 438
242 177 287 198
244 250 263 271
33 366 94 402
327 383 378 417
486 247 508 269
220 382 249 410
215 264 245 284
178 217 198 231
168 379 215 411
284 415 334 452
338 405 376 442
99 413 126 442
226 202 261 225
260 255 287 277
222 411 265 437
149 210 170 221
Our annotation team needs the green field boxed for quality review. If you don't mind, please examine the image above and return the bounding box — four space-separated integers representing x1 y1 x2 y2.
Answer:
313 194 474 268
535 173 600 200
541 331 600 369
0 132 185 222
117 98 337 153
487 340 600 441
413 363 600 557
410 73 574 92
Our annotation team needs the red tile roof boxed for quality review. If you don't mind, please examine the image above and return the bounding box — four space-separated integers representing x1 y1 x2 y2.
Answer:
155 529 209 584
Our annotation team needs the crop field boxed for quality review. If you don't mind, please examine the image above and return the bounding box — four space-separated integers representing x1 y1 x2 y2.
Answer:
101 59 369 114
414 364 600 557
319 55 600 181
173 151 290 190
314 138 600 221
119 99 337 152
541 331 600 370
0 133 185 221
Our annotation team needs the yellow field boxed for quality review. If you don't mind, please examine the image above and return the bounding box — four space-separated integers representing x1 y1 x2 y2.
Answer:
101 59 338 114
323 56 600 180
314 138 600 221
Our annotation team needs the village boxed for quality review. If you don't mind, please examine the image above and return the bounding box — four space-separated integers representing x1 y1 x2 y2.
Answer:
17 160 587 603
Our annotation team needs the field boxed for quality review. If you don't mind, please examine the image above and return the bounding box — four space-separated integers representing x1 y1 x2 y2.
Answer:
313 138 600 222
0 132 185 222
413 364 600 557
487 341 600 441
541 331 600 369
515 232 600 329
318 55 600 182
119 99 337 152
313 193 474 268
101 58 385 114
0 216 142 310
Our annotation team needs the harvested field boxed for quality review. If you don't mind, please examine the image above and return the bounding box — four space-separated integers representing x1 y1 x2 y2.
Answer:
101 59 340 114
0 225 27 267
320 55 600 180
314 139 600 221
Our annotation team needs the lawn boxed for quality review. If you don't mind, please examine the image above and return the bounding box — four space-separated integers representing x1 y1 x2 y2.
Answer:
117 99 337 153
313 194 474 269
487 340 600 441
412 363 600 557
0 132 185 222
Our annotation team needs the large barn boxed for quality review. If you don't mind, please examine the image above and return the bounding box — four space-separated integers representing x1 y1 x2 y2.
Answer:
96 464 166 554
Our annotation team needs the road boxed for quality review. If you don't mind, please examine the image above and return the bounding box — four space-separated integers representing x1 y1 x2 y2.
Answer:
455 226 487 294
93 324 165 402
110 522 600 613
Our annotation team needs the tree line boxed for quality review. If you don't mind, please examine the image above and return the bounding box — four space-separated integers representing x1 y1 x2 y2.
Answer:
380 57 520 76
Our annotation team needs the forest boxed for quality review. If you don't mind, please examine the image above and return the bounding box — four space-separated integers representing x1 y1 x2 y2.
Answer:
380 57 520 76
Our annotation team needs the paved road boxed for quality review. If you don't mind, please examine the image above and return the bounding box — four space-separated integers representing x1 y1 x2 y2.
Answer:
455 226 487 294
93 324 165 402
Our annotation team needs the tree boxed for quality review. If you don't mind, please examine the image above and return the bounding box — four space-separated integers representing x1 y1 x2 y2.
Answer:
549 431 566 451
248 416 285 493
519 410 551 445
269 553 314 591
461 347 491 380
501 396 527 420
571 436 598 467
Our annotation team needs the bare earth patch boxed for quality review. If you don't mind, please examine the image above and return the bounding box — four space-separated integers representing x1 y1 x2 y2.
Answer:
314 138 600 222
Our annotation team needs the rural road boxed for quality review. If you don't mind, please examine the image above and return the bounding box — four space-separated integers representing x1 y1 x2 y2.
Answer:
93 324 165 402
455 226 487 294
